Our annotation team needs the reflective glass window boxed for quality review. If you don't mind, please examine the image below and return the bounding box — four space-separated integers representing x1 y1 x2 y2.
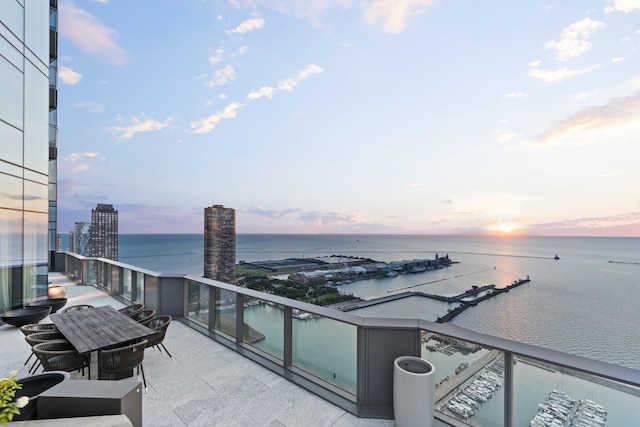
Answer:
24 180 47 213
215 288 237 338
0 208 22 312
0 34 23 69
187 280 209 326
24 1 48 65
0 58 24 130
0 121 23 166
22 211 47 300
0 173 22 210
0 0 24 41
24 60 48 173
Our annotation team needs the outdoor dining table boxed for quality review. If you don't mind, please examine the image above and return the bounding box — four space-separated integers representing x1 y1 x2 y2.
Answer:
50 305 155 379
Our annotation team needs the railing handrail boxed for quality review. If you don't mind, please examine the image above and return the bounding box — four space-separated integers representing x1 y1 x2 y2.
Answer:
64 252 640 391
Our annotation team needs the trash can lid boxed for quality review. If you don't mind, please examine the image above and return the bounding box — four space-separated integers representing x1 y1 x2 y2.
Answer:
396 357 432 374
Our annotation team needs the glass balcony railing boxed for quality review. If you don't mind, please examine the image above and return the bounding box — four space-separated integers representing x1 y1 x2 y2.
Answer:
57 251 640 426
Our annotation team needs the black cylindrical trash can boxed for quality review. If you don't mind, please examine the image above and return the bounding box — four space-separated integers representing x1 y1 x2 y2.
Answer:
393 356 435 427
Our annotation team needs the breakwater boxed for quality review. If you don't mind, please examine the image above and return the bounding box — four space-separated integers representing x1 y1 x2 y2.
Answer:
436 278 531 323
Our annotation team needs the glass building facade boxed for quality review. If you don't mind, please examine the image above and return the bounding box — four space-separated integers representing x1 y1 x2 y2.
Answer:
0 0 57 312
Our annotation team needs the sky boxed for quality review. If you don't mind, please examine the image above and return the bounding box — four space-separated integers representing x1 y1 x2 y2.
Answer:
56 0 640 236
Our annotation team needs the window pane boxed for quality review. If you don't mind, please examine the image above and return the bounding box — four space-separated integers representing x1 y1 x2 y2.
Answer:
24 180 47 213
24 61 48 173
0 58 23 130
0 173 22 209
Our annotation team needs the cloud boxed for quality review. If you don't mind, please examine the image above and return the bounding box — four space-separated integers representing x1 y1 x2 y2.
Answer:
532 91 640 144
537 211 640 231
504 92 528 99
612 57 625 63
110 115 173 140
190 102 243 134
244 206 385 231
206 65 236 87
545 18 604 61
58 0 128 66
59 66 82 84
529 60 542 67
231 18 265 34
67 152 102 162
228 45 249 58
207 48 225 65
571 90 600 101
605 0 640 13
65 152 104 174
247 86 275 100
528 65 599 82
277 64 323 91
74 102 104 113
450 193 542 216
362 0 438 33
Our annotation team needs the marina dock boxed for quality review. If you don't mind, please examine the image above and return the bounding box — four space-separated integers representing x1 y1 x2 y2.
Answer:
434 349 501 404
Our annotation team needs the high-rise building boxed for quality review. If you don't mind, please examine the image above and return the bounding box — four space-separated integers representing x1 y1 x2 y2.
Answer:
68 231 76 253
0 1 58 312
90 204 118 260
74 222 92 257
204 205 236 283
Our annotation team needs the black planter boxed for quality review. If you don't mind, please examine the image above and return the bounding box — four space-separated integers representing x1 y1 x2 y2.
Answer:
26 298 68 313
1 306 52 327
13 371 71 421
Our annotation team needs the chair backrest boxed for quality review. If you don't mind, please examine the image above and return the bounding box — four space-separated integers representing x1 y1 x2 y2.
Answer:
145 315 171 331
117 303 144 317
20 323 58 336
132 309 156 323
25 331 67 347
32 340 88 372
98 339 148 373
61 304 94 313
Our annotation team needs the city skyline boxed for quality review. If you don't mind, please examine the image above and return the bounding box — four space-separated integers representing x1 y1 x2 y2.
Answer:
56 1 640 236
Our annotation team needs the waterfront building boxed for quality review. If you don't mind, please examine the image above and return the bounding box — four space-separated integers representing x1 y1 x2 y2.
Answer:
74 221 92 257
204 205 236 283
68 231 76 253
90 204 119 260
0 1 58 311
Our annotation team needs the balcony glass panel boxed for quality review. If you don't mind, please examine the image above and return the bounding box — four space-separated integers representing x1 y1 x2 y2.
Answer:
292 314 356 394
187 280 209 326
96 261 104 288
514 355 639 427
86 259 96 285
214 288 237 339
122 268 132 301
135 272 144 303
242 296 283 360
422 332 504 426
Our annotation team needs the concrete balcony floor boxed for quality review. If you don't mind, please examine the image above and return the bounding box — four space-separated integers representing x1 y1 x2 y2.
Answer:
1 273 396 427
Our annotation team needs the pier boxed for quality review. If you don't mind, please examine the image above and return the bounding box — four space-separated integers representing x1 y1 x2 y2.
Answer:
436 278 530 323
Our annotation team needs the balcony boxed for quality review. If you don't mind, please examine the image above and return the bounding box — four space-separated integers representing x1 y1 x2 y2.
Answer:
21 251 639 425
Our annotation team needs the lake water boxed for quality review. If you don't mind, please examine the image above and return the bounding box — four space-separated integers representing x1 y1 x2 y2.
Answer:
65 233 640 426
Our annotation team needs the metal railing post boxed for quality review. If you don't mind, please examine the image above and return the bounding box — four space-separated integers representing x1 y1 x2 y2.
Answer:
503 352 514 427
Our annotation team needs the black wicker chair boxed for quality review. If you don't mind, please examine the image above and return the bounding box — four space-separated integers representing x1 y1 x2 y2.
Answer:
61 304 94 313
32 340 91 379
23 330 67 373
131 309 156 324
20 323 58 336
98 339 148 388
143 315 172 359
117 303 144 318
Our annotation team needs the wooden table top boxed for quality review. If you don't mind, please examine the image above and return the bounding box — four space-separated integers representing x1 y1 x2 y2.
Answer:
51 305 155 354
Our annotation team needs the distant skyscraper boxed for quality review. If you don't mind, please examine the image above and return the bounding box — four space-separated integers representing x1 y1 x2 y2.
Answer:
90 204 118 260
68 231 76 253
74 222 92 257
204 205 236 283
